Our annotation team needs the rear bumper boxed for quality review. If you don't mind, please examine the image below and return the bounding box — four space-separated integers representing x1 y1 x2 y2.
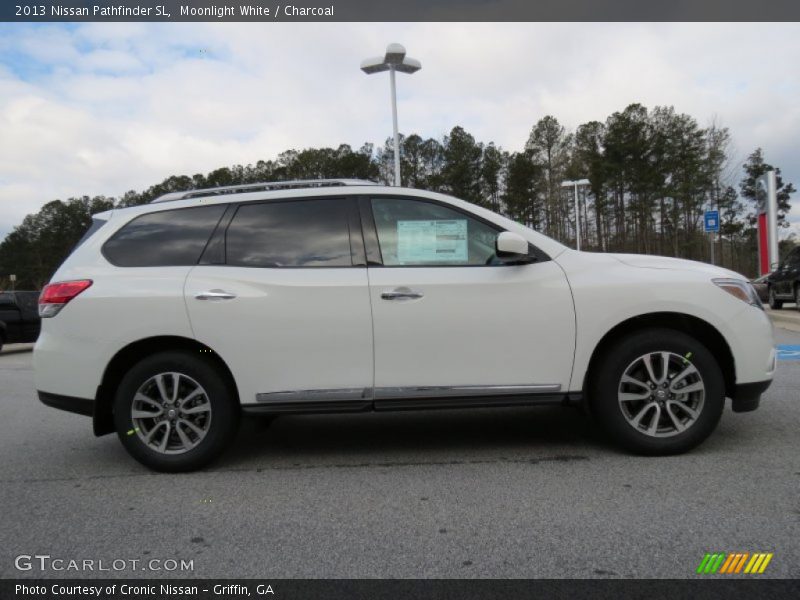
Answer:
38 390 94 417
731 380 772 413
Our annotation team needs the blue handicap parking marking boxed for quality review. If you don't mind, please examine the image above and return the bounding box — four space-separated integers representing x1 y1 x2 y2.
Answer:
776 345 800 361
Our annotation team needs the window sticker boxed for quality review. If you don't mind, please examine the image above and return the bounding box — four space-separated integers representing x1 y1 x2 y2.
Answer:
397 219 468 264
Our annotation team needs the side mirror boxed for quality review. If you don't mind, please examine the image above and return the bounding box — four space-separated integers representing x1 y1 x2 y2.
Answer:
495 232 530 262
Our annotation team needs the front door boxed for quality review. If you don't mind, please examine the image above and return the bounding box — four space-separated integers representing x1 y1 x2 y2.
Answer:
363 196 575 403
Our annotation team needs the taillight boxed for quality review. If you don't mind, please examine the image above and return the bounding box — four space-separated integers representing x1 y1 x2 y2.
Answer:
39 280 92 318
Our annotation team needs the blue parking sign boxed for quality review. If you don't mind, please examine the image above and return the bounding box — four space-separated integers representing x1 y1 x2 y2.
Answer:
704 210 720 232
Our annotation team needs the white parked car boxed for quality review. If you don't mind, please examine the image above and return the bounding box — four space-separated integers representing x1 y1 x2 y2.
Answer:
34 180 776 471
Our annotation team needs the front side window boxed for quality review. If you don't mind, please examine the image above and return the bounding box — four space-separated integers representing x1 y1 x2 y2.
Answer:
102 204 226 267
371 198 500 266
225 199 352 268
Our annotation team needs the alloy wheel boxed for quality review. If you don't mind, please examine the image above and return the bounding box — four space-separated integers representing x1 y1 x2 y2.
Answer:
617 351 705 438
131 372 212 454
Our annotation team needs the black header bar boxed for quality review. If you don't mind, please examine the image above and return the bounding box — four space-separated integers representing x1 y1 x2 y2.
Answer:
3 579 800 600
2 0 800 22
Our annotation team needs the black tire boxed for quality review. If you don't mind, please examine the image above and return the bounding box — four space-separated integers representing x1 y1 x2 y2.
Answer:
795 285 800 312
113 351 239 472
768 287 783 310
589 328 725 455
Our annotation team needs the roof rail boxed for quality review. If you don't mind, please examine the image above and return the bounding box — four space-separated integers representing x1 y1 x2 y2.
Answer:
151 179 379 203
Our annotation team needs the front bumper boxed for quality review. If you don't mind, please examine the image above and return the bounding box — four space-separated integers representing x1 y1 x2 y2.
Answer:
731 380 772 413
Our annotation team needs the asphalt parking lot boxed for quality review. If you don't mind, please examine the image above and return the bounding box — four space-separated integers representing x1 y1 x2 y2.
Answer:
1 326 798 580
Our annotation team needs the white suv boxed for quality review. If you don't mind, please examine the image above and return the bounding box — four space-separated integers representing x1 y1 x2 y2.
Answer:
34 180 776 471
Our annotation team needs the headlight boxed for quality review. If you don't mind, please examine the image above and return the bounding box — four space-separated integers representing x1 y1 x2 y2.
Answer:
713 278 763 309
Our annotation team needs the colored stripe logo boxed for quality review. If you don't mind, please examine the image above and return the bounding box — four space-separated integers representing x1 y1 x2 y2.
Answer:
696 552 773 574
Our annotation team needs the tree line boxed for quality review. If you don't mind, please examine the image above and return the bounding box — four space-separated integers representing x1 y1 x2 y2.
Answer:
0 102 795 290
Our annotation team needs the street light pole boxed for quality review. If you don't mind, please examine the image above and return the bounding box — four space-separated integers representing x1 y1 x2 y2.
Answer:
361 44 421 187
389 66 401 187
573 183 580 251
561 179 590 251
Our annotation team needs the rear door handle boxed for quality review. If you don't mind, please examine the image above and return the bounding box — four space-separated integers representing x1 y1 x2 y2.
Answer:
195 290 237 301
381 287 424 301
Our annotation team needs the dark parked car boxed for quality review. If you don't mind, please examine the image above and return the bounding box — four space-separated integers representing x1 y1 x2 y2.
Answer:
0 291 41 351
767 246 800 310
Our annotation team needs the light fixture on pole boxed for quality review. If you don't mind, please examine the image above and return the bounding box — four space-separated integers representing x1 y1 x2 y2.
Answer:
361 43 421 187
561 179 590 251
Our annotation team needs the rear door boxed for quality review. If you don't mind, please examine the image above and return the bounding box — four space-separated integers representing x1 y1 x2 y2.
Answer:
362 196 575 403
184 197 373 408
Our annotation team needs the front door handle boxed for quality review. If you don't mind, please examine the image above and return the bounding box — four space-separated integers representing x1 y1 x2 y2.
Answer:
381 287 424 301
195 290 237 301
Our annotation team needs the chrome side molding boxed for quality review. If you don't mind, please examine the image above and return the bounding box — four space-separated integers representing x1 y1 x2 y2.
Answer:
256 384 561 404
256 388 373 403
374 384 561 399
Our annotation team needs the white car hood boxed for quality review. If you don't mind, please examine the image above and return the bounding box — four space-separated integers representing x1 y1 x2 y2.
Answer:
610 253 746 280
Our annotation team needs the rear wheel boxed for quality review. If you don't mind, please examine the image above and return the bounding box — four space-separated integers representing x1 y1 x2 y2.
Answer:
768 287 783 310
590 328 725 455
113 351 239 472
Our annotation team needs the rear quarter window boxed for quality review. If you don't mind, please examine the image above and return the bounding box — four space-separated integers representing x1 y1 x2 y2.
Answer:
102 204 226 267
73 217 108 251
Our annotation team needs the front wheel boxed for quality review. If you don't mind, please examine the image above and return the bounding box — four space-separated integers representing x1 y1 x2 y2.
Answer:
589 328 725 455
113 351 239 472
768 287 783 310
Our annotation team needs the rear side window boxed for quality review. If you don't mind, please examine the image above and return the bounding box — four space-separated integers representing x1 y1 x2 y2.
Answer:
225 199 352 268
103 205 226 267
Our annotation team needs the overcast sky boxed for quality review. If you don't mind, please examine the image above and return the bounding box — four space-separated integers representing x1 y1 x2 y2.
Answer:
1 22 799 239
